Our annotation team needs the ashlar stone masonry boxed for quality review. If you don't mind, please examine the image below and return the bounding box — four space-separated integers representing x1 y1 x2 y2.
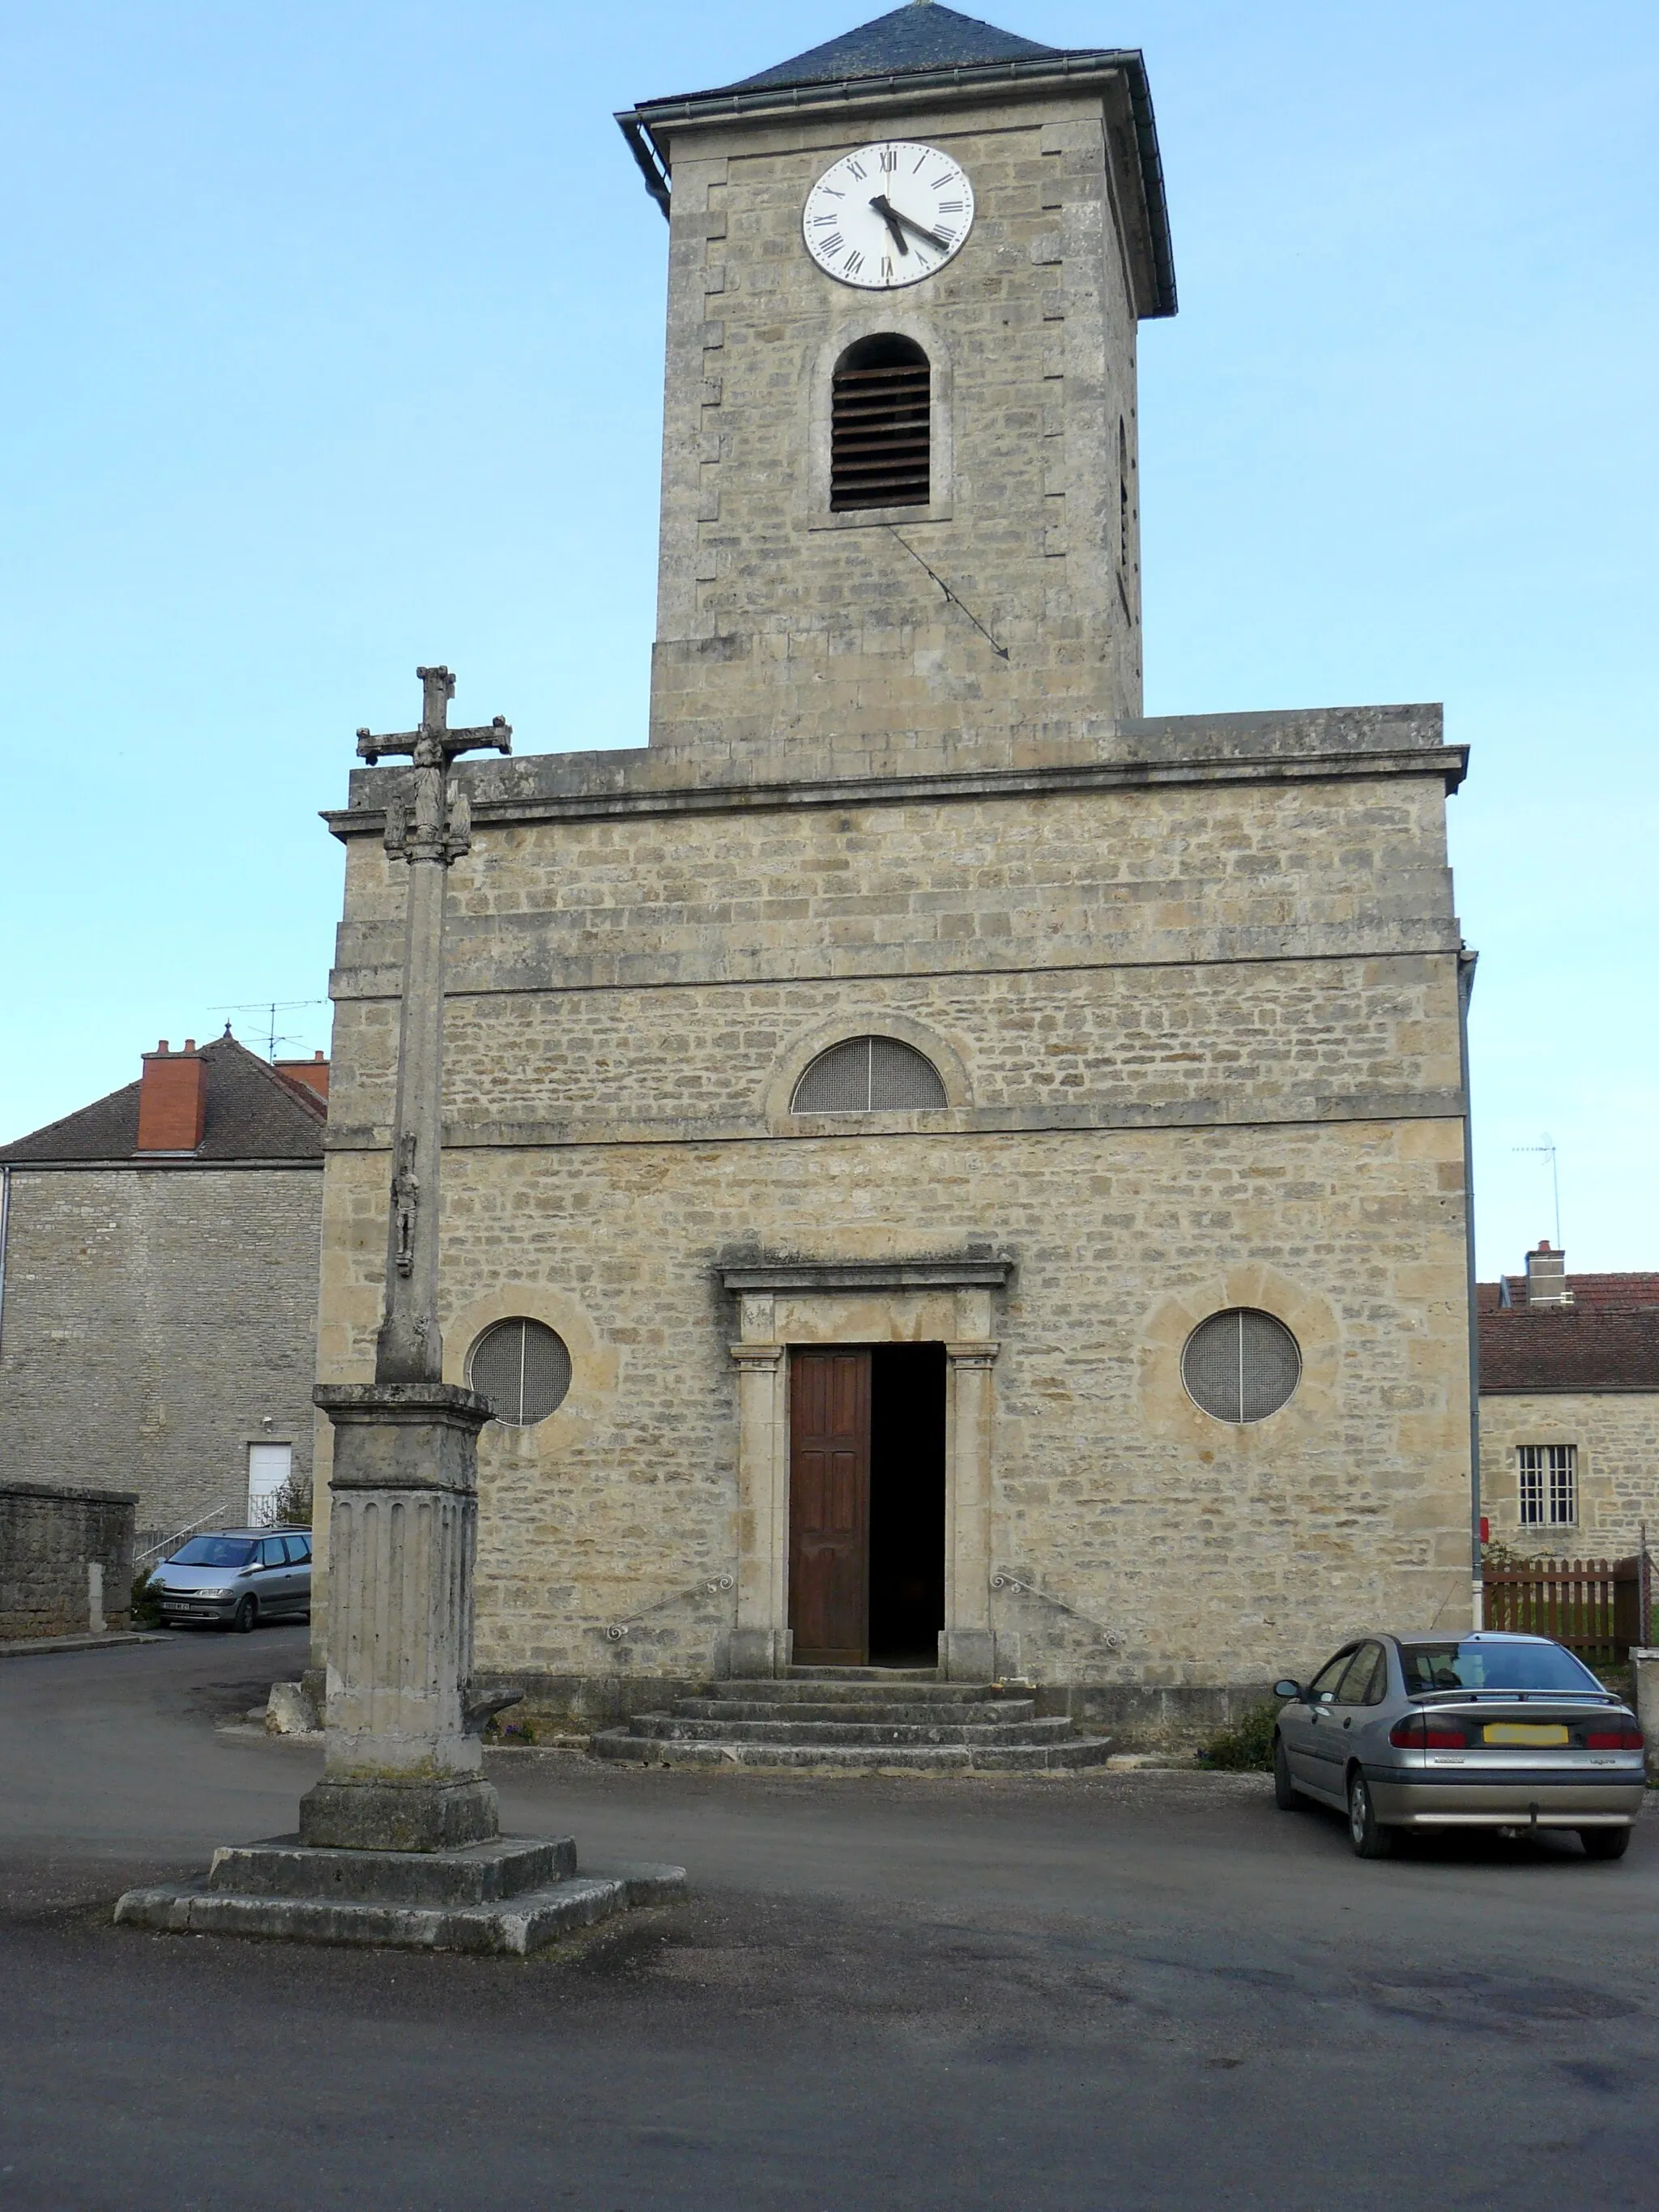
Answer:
313 6 1478 1739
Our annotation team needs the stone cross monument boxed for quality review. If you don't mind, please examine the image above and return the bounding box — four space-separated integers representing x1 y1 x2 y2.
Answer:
303 666 515 1854
115 667 684 1946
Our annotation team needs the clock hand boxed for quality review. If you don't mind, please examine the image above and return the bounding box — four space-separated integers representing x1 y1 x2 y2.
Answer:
868 194 910 255
880 198 953 254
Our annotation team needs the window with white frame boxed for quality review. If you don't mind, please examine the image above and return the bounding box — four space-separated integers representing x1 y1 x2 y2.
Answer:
1517 1443 1577 1526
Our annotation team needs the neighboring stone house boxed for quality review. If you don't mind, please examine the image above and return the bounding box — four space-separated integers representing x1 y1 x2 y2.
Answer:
1479 1243 1659 1561
0 1035 327 1541
314 2 1478 1732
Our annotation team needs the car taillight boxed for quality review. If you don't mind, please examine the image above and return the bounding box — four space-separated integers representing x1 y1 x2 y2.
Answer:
1584 1723 1644 1750
1389 1712 1466 1750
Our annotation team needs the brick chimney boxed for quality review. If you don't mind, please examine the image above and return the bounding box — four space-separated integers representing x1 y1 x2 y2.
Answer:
136 1040 207 1152
274 1051 330 1106
1525 1239 1572 1307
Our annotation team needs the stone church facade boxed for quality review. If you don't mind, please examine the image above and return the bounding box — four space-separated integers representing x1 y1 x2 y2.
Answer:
313 6 1476 1733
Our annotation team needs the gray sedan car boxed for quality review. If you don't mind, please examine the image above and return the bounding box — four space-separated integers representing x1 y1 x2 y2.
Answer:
1273 1630 1645 1860
150 1528 312 1632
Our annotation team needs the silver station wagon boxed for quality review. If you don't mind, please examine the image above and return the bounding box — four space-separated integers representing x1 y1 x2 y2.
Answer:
1273 1630 1645 1860
150 1528 312 1633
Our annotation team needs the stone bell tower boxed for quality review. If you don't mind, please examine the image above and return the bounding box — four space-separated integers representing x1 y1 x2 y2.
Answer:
617 2 1176 752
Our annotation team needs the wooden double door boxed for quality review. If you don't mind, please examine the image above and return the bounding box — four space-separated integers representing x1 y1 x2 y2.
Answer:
788 1345 945 1669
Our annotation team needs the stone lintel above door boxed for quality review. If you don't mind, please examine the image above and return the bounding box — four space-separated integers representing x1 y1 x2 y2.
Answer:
722 1259 1013 1297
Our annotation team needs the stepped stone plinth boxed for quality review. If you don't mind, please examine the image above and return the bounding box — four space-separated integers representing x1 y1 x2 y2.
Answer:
115 1835 684 1956
591 1667 1116 1771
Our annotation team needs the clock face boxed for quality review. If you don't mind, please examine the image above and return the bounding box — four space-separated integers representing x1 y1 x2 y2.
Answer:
802 142 975 289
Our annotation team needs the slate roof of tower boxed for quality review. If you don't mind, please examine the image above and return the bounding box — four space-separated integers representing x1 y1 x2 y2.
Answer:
0 1035 326 1165
616 3 1177 318
724 4 1063 92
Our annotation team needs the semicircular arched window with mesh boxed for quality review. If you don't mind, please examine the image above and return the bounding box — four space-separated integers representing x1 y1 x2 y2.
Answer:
791 1035 948 1114
1181 1308 1301 1424
468 1318 572 1426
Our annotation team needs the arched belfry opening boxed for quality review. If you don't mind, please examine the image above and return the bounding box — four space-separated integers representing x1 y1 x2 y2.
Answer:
830 334 930 510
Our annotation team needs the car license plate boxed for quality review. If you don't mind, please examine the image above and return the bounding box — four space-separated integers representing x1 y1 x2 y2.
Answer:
1483 1723 1568 1746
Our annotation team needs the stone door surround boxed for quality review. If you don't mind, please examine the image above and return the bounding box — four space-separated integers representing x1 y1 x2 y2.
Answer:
723 1259 1010 1681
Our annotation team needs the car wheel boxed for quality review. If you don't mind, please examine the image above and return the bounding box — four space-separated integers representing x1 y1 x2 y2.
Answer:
1273 1734 1299 1810
1580 1826 1631 1861
1347 1771 1397 1859
231 1596 258 1635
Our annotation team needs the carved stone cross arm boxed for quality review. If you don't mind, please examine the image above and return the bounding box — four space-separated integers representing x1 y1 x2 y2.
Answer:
356 664 512 865
356 664 514 769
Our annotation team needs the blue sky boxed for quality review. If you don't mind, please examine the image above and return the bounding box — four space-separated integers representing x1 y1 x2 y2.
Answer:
2 1 1653 1275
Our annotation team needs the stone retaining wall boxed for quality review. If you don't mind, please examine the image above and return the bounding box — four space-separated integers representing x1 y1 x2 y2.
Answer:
0 1480 137 1639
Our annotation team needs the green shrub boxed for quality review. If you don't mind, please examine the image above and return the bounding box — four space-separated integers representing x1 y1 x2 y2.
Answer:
130 1570 163 1628
1198 1700 1279 1773
268 1469 313 1528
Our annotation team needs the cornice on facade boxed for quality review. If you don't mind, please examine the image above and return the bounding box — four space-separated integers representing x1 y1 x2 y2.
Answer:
326 707 1462 844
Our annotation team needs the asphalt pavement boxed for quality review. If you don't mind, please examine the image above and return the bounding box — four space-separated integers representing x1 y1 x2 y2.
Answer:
2 1628 1657 2210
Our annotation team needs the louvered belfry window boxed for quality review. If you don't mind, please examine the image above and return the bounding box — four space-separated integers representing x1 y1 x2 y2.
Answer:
831 335 930 510
792 1035 948 1113
469 1318 572 1426
1181 1310 1301 1424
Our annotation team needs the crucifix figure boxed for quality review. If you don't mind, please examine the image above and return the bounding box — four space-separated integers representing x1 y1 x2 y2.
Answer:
355 667 511 1383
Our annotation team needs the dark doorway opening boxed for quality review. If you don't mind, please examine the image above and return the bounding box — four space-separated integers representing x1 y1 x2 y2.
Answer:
868 1344 946 1665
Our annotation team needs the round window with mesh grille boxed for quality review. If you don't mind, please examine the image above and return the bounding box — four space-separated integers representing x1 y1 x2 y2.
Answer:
791 1035 948 1113
1181 1309 1301 1424
468 1319 572 1426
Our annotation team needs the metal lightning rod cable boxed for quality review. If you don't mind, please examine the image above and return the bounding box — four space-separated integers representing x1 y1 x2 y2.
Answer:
886 526 1010 659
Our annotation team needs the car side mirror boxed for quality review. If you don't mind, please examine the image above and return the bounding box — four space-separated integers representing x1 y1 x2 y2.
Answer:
1273 1678 1302 1701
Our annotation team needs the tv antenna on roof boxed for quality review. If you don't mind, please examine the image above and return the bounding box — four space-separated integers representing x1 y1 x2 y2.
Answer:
1513 1132 1562 1248
210 999 328 1064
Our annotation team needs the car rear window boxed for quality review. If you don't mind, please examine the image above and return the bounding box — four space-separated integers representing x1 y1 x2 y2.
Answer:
168 1536 258 1568
282 1535 312 1564
1399 1641 1602 1695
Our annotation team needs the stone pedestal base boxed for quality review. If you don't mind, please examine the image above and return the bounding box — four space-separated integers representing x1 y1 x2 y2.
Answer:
298 1775 500 1854
114 1833 687 1957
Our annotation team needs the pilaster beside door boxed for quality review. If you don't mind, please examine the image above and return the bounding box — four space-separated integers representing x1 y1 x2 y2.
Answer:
940 1342 999 1681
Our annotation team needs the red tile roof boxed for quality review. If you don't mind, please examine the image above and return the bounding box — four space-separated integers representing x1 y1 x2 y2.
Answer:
1478 1303 1659 1394
0 1036 325 1165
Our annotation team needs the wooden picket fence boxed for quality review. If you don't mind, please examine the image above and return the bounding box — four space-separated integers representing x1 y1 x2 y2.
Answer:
1482 1556 1647 1668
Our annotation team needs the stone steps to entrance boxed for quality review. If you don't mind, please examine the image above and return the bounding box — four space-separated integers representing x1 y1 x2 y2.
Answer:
705 1676 1013 1705
626 1715 1075 1749
676 1698 1038 1726
787 1666 939 1682
590 1670 1115 1771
